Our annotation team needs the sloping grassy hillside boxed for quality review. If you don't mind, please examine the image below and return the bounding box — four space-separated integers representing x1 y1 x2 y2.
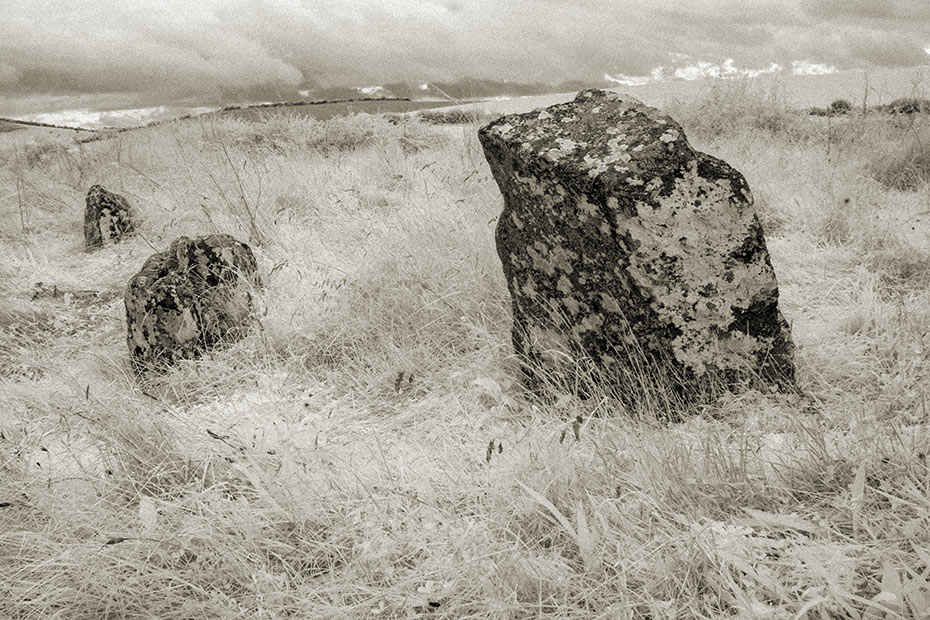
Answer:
0 120 88 162
2 85 930 619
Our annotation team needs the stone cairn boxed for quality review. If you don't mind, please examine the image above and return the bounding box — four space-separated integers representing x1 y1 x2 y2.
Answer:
84 185 136 249
477 90 796 397
125 234 262 371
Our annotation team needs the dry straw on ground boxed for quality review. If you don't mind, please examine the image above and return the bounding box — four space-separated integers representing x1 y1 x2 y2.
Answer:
2 82 930 619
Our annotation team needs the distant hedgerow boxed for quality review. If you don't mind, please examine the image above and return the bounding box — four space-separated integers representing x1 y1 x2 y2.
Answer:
417 108 495 125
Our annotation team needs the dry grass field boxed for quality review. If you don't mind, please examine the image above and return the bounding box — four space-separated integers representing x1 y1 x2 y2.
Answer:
2 80 930 619
0 122 88 164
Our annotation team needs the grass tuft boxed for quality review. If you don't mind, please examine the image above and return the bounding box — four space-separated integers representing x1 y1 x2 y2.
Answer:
416 107 497 125
867 127 930 190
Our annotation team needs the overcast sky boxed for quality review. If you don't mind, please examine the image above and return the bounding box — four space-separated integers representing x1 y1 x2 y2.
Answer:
2 0 929 115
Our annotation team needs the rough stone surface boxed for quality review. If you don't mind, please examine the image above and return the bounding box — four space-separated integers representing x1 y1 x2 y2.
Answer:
125 234 261 371
84 185 136 248
478 89 796 395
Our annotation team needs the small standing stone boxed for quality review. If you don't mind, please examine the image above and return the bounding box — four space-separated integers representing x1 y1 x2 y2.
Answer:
84 185 136 249
124 234 262 371
478 90 796 397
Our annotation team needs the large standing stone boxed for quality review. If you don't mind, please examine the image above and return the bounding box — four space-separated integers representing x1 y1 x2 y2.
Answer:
84 185 136 249
125 234 261 371
478 90 796 396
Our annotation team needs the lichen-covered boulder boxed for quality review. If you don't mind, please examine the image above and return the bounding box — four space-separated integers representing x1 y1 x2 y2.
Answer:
125 234 262 371
84 185 136 249
478 89 796 396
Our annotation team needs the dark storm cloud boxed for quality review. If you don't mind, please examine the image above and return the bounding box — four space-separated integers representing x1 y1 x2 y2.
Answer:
1 1 301 96
795 0 930 67
0 0 927 115
654 9 778 53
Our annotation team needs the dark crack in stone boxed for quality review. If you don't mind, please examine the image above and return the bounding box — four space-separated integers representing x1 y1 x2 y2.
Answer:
84 185 136 249
478 89 796 400
124 234 262 371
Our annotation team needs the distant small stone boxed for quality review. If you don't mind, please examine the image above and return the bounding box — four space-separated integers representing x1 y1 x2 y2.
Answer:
124 234 262 371
478 90 796 399
84 185 136 249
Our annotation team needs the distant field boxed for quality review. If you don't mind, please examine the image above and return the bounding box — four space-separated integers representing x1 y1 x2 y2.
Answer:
0 121 85 160
213 98 464 122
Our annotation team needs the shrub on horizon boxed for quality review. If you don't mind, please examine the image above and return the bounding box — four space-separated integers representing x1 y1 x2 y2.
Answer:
829 99 853 115
886 97 930 115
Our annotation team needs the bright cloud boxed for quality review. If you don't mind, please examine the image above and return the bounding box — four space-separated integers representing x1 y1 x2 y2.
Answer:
358 86 387 96
791 60 837 75
604 73 651 87
607 59 784 86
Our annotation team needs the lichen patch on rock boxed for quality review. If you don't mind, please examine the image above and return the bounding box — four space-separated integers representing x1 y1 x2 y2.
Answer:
478 89 796 398
124 234 262 371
